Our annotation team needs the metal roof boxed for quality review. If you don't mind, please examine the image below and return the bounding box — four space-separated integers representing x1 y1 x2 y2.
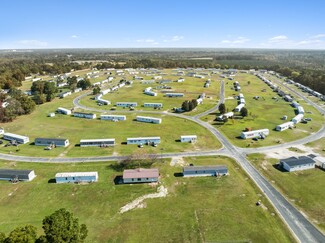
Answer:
183 165 228 172
123 168 159 179
281 156 315 167
55 172 98 178
35 138 68 142
80 138 115 143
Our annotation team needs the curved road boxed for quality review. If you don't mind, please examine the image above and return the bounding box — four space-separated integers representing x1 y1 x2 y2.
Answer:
1 79 325 242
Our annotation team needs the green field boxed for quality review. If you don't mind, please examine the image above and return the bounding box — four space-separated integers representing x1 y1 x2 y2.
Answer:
0 157 295 242
0 91 221 157
203 73 325 148
248 153 325 232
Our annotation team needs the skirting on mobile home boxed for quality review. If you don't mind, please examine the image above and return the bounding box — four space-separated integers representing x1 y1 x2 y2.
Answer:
136 116 162 124
3 132 29 144
100 115 126 121
127 137 160 145
55 172 98 183
123 168 159 184
240 129 269 139
80 138 115 147
183 165 228 177
0 169 36 181
35 138 69 147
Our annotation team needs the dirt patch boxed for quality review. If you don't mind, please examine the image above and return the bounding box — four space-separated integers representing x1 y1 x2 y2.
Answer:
119 185 168 214
264 144 318 160
170 157 186 166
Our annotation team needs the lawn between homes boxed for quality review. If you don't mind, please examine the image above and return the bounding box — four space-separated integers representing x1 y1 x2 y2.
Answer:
0 156 294 242
248 153 325 233
0 92 221 157
203 73 325 148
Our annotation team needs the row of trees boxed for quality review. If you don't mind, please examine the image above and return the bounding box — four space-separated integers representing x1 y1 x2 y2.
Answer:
0 208 87 243
181 99 198 112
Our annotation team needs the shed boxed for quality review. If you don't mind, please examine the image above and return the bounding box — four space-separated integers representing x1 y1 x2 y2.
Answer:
55 172 98 183
0 169 36 181
280 156 315 172
183 165 228 177
123 168 159 183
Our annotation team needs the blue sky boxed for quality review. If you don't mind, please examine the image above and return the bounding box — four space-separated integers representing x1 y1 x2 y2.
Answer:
1 0 325 49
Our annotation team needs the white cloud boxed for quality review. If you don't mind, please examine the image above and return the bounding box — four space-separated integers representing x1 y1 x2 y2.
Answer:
71 35 79 38
17 39 48 47
136 39 155 43
310 34 325 39
220 36 250 45
297 39 322 45
268 35 288 43
163 35 184 42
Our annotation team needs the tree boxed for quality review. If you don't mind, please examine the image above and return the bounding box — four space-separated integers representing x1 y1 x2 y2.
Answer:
0 232 5 243
92 86 101 95
240 107 248 117
77 78 91 90
218 103 226 114
5 225 37 243
181 100 190 112
67 76 78 91
41 208 88 243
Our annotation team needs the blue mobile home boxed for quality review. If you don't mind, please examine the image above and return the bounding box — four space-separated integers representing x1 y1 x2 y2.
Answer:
183 165 228 177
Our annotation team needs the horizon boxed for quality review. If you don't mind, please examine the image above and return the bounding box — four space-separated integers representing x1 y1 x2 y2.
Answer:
1 0 325 50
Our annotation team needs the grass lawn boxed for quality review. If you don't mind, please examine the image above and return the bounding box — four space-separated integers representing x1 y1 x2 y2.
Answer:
305 137 325 156
0 157 294 242
248 153 325 232
0 91 221 157
204 73 325 148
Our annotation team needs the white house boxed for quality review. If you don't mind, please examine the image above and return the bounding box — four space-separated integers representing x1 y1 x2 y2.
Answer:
57 107 71 115
280 156 315 172
276 121 294 131
180 135 197 143
136 116 162 124
240 129 269 139
100 115 126 121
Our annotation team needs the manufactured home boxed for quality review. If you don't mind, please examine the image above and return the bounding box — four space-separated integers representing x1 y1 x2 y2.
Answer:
314 156 325 169
35 138 69 147
57 107 71 115
136 116 162 124
280 156 315 172
216 112 234 121
59 91 72 98
55 172 98 183
297 106 305 114
180 135 197 143
100 115 126 121
143 103 163 108
80 139 115 147
276 121 294 131
116 102 138 107
3 132 29 144
127 137 161 145
183 165 228 177
0 169 36 181
74 112 96 119
292 114 304 124
165 93 184 97
234 103 245 112
123 168 159 184
240 129 269 139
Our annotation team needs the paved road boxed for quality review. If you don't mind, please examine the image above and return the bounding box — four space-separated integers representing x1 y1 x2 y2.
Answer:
1 80 325 242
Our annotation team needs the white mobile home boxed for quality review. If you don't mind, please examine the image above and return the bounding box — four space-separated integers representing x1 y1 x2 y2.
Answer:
240 129 269 139
57 107 71 115
180 135 197 143
100 115 126 121
3 133 29 144
35 138 69 147
234 103 245 112
165 93 184 97
74 112 96 119
292 114 304 124
55 172 98 183
127 137 161 145
314 156 325 169
116 102 138 107
216 112 234 121
0 169 36 181
59 91 72 98
276 121 294 131
143 103 163 108
297 106 305 114
80 138 115 147
136 116 162 124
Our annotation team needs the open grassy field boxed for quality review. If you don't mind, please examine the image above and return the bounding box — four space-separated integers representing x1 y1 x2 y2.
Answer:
0 157 295 242
305 137 325 156
79 71 221 115
248 153 325 232
0 91 221 157
203 73 325 148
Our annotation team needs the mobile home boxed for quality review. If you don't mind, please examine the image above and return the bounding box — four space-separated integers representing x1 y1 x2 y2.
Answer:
127 137 161 145
276 121 294 131
183 165 228 177
3 132 29 144
123 168 159 184
35 138 69 147
0 169 36 181
79 139 115 147
100 115 126 121
74 112 96 119
180 135 197 143
240 129 269 139
136 116 162 124
55 172 98 183
57 107 71 115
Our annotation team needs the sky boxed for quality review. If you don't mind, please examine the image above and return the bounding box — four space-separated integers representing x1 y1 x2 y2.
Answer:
1 0 325 49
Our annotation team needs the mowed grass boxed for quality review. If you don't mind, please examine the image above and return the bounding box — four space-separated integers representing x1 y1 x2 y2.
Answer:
248 153 325 232
0 91 221 157
0 157 294 242
204 73 325 148
79 72 221 115
305 137 325 156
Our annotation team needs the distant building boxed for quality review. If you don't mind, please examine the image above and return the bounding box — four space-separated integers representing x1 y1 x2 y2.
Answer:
123 168 159 184
55 172 98 183
183 165 228 177
280 156 315 172
0 169 36 181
